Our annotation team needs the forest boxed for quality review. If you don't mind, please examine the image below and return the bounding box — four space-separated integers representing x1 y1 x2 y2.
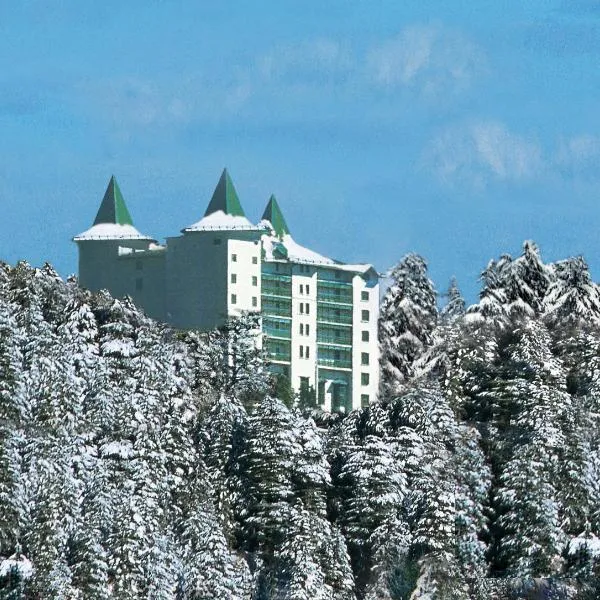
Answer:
0 241 599 599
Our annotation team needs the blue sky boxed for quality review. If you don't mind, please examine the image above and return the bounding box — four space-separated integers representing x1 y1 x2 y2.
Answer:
2 0 600 302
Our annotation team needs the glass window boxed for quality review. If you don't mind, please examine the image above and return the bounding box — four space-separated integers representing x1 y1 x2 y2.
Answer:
300 284 304 294
231 294 237 304
300 323 304 335
306 303 310 315
232 254 237 262
135 260 143 271
252 256 258 264
361 373 370 386
252 297 258 307
213 238 221 245
135 278 143 291
300 346 304 358
306 284 310 295
231 274 237 284
361 290 369 301
362 330 370 342
306 346 310 359
361 310 369 322
300 303 304 314
306 324 310 336
361 352 369 365
252 276 258 286
361 394 369 407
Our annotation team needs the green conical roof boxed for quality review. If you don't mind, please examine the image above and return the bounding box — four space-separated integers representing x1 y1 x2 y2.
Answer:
204 168 245 217
93 176 134 226
262 194 290 238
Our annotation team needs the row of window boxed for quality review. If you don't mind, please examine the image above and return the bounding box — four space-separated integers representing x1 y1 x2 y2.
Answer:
299 345 311 359
230 253 259 265
299 323 310 336
299 283 310 295
231 294 258 307
231 274 258 286
299 302 310 315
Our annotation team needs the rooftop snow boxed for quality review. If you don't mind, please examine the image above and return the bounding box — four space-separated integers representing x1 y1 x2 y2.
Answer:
183 210 265 232
73 223 154 242
262 232 375 274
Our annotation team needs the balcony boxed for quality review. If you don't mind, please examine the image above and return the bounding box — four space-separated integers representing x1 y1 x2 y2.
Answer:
317 306 353 325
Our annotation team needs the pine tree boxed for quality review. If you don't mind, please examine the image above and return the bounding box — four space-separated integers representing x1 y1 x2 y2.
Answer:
379 254 437 394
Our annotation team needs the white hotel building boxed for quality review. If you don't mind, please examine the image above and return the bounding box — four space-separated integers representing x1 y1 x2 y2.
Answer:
74 170 380 412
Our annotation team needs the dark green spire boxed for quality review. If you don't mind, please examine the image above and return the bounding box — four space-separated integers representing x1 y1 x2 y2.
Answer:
262 194 290 238
93 176 134 226
204 168 245 217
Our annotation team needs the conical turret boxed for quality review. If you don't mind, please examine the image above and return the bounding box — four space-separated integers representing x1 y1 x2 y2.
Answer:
183 168 263 232
261 194 290 238
73 176 153 241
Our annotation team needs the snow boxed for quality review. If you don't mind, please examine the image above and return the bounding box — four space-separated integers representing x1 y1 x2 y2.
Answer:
183 210 265 232
262 232 375 273
0 556 33 579
100 440 135 459
73 223 154 241
568 534 600 557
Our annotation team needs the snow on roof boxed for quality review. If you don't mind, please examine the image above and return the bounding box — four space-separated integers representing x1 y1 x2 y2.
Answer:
262 232 375 275
73 223 154 242
183 210 265 232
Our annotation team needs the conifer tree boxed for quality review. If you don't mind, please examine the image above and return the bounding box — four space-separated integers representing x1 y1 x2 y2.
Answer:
379 254 437 395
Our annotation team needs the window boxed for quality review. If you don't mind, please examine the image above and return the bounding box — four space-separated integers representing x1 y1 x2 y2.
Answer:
306 346 310 359
335 271 340 279
361 310 369 322
361 394 369 407
300 303 304 314
300 346 304 358
361 373 370 386
362 330 370 342
231 294 237 304
135 278 143 291
361 352 369 365
334 350 341 360
135 260 143 271
300 323 304 335
213 238 222 245
252 256 258 264
231 274 237 284
305 303 310 315
306 324 310 336
306 284 310 295
252 296 258 307
231 254 237 262
361 290 369 301
252 276 258 286
300 284 304 294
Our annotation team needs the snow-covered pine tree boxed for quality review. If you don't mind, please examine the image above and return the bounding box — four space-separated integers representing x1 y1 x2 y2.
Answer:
440 277 465 323
0 299 27 564
192 313 269 409
202 393 249 544
489 319 569 578
379 254 437 395
337 432 407 594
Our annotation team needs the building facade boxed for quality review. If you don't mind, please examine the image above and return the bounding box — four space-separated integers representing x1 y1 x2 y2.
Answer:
74 170 380 412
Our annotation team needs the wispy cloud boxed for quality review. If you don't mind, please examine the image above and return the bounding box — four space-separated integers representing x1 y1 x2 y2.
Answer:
555 134 600 179
424 121 543 188
366 24 486 99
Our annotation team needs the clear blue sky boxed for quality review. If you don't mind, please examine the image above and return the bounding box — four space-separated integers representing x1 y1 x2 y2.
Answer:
2 0 600 302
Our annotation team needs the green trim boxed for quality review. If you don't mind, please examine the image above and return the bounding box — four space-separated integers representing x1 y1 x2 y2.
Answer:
262 194 290 238
94 176 134 226
204 168 245 217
